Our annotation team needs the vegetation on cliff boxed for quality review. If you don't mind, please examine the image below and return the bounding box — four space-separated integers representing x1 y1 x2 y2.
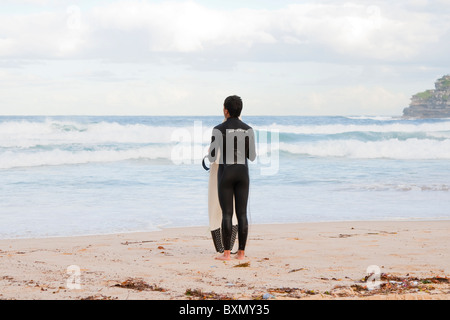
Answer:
403 75 450 118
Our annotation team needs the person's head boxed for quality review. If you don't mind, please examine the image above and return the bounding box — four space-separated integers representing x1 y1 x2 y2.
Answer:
223 95 243 118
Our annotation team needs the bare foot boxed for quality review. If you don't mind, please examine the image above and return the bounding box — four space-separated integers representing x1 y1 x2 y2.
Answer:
235 250 245 260
215 250 231 261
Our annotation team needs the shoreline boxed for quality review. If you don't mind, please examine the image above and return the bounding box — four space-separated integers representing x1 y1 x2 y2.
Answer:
2 217 449 242
0 220 448 300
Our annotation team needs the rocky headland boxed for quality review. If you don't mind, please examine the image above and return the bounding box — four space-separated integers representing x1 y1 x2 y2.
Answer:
403 75 450 118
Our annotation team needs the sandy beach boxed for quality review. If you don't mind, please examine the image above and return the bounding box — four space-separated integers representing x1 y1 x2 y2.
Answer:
0 220 448 300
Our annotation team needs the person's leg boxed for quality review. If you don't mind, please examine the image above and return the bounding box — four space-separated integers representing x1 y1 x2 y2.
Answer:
216 166 234 260
233 166 250 260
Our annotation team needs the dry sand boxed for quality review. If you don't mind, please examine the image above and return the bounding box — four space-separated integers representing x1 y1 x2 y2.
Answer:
0 220 448 300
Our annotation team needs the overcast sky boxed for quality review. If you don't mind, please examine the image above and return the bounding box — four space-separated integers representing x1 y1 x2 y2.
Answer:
0 0 449 116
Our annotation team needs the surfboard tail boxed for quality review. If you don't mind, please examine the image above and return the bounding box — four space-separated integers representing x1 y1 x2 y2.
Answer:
211 224 238 253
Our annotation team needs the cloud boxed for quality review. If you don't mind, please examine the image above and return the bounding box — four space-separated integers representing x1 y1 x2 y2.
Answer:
0 8 87 58
0 1 449 116
1 0 448 66
302 85 409 116
86 1 277 62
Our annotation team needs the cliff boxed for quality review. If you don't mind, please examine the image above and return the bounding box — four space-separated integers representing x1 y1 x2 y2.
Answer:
403 75 450 118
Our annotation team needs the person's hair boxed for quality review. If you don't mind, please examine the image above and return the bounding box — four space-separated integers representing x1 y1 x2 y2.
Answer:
224 95 243 118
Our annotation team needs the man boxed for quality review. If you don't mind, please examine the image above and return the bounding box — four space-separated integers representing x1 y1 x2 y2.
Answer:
209 95 256 260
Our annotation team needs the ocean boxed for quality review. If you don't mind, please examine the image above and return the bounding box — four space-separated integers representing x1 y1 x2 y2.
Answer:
1 115 449 239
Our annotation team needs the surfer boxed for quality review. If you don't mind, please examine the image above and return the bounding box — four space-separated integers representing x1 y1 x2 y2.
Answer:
208 95 256 260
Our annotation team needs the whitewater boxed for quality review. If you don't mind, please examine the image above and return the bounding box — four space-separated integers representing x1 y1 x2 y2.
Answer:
1 115 449 239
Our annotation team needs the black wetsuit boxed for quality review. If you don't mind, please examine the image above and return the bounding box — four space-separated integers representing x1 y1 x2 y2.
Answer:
209 117 256 251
